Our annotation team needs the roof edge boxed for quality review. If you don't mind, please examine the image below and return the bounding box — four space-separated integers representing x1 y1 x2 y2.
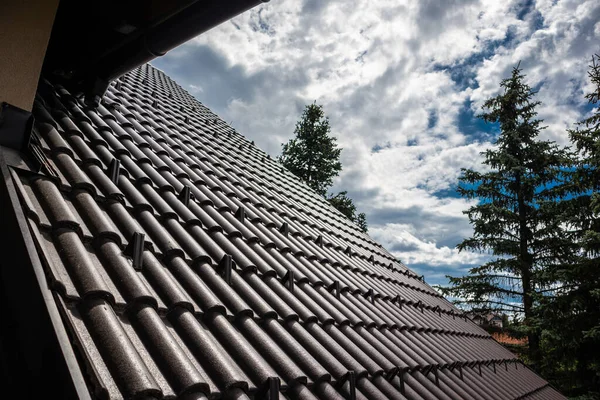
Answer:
0 148 90 399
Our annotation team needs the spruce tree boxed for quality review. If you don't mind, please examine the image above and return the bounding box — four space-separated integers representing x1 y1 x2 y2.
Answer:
280 103 368 232
537 55 600 395
355 212 368 233
439 66 572 367
328 191 357 220
327 191 369 232
278 103 342 196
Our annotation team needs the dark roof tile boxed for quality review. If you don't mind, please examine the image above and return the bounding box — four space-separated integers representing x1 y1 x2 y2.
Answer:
129 304 211 397
32 177 81 232
137 210 187 259
85 164 123 200
104 201 157 250
11 169 51 227
167 256 228 316
195 262 254 319
67 134 103 167
142 253 198 313
246 274 299 321
79 298 163 398
118 177 152 212
306 322 368 378
206 313 281 388
187 225 225 262
96 241 157 308
73 190 123 242
29 223 79 298
237 315 308 385
118 155 150 184
169 308 251 392
310 287 359 326
337 325 397 375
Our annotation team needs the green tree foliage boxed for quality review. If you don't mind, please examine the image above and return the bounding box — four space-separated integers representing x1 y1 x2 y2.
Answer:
327 191 368 232
355 212 368 233
278 103 342 196
439 65 572 367
328 191 356 219
280 103 368 232
536 55 600 396
501 313 510 328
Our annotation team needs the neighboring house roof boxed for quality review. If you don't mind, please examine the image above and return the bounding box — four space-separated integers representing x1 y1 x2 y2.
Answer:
6 63 565 399
466 312 502 323
492 332 528 347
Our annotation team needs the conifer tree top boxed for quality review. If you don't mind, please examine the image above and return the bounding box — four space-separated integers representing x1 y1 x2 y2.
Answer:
278 103 342 196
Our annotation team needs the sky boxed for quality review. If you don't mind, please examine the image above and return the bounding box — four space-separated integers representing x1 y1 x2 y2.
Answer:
152 0 600 287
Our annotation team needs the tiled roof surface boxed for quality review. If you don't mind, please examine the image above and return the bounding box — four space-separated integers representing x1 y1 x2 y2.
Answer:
11 63 565 399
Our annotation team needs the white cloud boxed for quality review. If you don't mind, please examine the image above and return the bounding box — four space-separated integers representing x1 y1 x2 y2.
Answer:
153 0 600 285
369 223 488 266
470 0 600 144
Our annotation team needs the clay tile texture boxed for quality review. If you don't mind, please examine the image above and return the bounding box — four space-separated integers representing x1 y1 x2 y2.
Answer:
9 63 566 399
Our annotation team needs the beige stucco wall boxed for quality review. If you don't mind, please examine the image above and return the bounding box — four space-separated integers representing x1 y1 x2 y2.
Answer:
0 0 60 112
